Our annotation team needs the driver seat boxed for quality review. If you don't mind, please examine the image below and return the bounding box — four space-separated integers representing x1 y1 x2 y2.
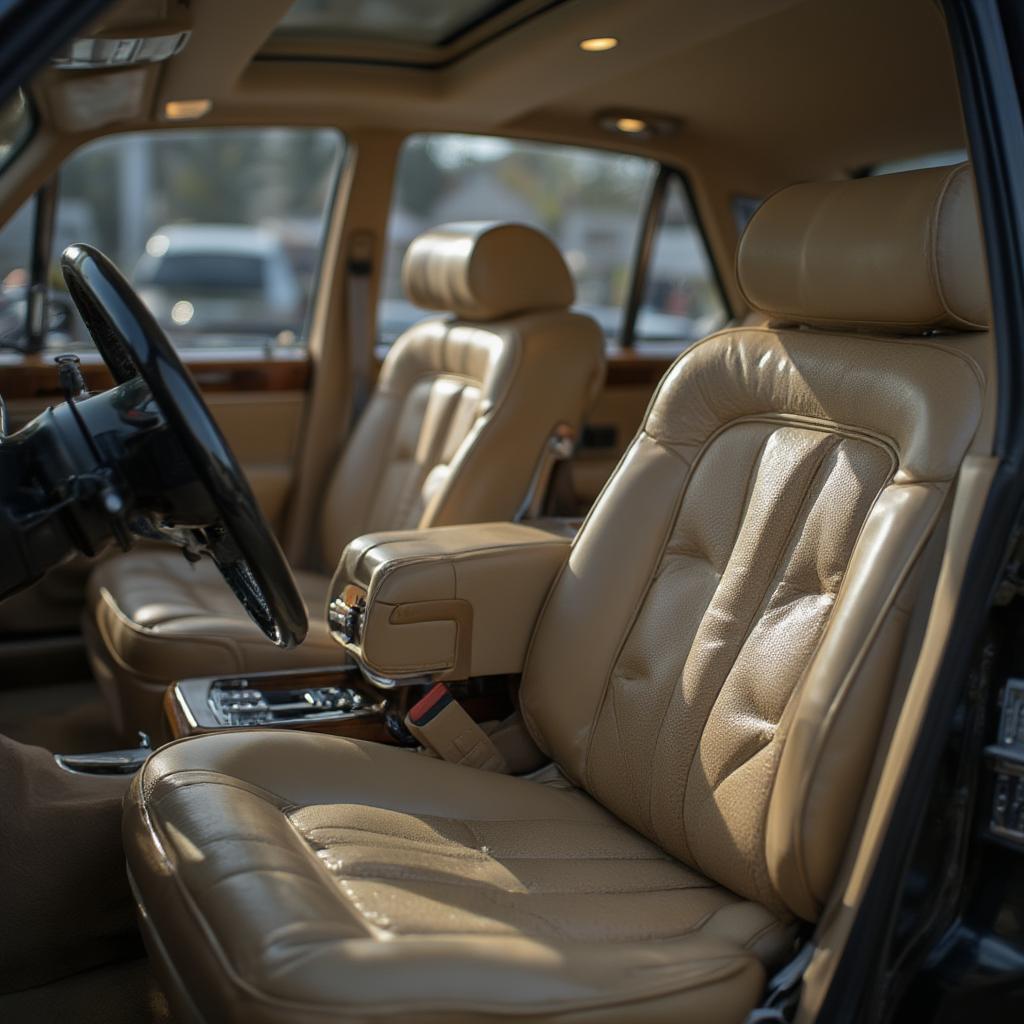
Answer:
124 164 991 1023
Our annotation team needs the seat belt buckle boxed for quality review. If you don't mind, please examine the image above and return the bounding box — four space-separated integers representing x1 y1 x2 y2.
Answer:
405 683 508 772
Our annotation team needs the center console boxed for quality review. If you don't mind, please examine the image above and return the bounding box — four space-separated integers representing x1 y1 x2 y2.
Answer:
165 665 394 741
164 663 514 743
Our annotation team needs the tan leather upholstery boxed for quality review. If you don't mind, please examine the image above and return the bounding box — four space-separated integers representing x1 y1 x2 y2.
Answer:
331 522 570 680
125 165 991 1023
86 223 605 737
402 221 575 321
126 732 785 1023
85 553 341 738
738 163 988 332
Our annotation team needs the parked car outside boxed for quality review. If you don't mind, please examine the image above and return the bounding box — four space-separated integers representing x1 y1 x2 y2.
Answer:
132 223 301 348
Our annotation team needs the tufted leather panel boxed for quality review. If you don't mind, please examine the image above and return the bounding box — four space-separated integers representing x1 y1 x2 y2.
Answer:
520 326 983 918
320 309 603 563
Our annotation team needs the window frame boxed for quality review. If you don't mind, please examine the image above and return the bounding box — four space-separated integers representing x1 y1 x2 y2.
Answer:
618 164 732 350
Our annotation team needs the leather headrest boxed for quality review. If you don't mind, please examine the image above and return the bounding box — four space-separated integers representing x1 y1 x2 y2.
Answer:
737 163 989 333
402 221 575 321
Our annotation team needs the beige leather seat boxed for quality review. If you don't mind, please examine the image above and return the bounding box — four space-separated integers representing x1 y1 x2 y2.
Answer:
124 164 990 1023
86 222 605 736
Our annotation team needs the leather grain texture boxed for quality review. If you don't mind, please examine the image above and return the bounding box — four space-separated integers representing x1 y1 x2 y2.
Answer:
520 325 983 918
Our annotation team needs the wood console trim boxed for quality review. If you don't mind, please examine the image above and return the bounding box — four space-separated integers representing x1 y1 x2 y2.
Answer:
0 350 310 400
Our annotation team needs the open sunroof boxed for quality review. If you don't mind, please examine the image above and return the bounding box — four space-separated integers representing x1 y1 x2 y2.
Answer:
275 0 520 49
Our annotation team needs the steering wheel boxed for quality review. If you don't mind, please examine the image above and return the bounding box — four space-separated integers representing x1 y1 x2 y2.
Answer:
60 243 308 650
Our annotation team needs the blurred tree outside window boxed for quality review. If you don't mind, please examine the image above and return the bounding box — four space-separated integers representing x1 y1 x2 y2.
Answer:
0 127 344 354
379 133 727 352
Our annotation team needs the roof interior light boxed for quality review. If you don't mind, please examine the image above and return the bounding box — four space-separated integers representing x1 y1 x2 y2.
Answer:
579 37 618 53
164 99 212 121
615 117 648 134
597 110 681 141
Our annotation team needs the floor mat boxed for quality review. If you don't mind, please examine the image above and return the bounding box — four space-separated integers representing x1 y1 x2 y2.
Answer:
0 957 171 1024
0 679 120 753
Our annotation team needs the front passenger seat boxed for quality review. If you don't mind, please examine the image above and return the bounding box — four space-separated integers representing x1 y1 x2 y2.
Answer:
124 164 990 1022
85 222 605 738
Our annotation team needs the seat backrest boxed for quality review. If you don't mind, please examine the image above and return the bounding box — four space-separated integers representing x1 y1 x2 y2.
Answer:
319 222 605 563
520 164 991 922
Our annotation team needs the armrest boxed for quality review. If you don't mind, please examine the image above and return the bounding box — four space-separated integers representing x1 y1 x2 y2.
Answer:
327 522 570 684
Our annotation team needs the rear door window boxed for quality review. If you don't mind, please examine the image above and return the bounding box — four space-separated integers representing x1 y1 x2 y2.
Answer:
379 132 728 353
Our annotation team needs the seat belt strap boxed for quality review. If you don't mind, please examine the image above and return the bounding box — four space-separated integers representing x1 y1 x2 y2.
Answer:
405 683 508 773
514 422 577 521
744 941 816 1024
346 230 374 427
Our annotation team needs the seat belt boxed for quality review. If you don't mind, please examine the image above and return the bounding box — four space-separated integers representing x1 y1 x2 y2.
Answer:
745 941 816 1024
405 683 508 773
346 230 375 427
514 422 577 521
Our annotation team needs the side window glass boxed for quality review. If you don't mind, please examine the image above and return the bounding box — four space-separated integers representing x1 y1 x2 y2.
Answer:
731 195 763 236
44 127 344 353
0 194 35 350
380 133 655 347
633 174 729 351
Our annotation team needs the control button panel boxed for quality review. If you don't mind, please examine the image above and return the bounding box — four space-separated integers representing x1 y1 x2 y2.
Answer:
209 681 378 728
989 678 1024 847
992 767 1024 841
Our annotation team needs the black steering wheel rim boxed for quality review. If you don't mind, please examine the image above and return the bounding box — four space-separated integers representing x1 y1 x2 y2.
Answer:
60 242 307 650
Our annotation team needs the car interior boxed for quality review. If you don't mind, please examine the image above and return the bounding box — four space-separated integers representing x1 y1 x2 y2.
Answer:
0 0 1019 1022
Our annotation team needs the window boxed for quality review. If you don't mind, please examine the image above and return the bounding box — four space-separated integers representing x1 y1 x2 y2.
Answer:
633 173 729 349
731 195 763 236
379 133 728 352
0 126 344 353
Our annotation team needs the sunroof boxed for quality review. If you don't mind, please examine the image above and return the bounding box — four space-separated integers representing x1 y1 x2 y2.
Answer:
276 0 519 48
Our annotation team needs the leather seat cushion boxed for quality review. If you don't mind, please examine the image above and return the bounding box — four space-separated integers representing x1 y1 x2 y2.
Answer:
89 549 343 682
125 730 792 1023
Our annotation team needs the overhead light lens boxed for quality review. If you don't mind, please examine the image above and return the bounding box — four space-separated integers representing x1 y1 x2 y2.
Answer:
164 98 211 120
579 37 618 52
615 117 648 134
597 110 681 139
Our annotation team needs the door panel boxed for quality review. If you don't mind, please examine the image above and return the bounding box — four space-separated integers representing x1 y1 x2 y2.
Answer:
205 390 306 529
570 353 672 505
